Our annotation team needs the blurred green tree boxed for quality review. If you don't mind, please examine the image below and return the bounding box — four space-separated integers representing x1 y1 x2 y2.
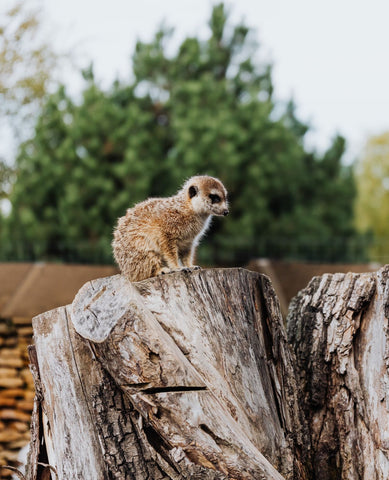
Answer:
3 3 362 264
355 132 389 262
4 74 169 262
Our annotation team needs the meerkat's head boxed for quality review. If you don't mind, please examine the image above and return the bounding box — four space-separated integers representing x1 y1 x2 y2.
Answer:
181 175 229 217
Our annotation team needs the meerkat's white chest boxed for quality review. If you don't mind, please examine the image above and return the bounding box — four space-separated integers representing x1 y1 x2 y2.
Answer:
193 215 212 247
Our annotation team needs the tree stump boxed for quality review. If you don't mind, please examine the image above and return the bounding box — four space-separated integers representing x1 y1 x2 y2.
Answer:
288 265 389 479
27 268 308 480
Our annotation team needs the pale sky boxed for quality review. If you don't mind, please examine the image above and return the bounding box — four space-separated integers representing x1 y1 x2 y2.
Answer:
9 0 389 162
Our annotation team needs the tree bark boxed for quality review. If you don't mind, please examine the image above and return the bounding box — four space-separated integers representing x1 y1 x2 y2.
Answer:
28 268 308 480
287 265 389 480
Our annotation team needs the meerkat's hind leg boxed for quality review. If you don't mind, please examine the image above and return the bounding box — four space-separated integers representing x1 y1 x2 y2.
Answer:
122 250 165 282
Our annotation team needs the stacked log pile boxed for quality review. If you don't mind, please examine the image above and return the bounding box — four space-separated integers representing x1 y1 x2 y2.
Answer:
0 317 34 477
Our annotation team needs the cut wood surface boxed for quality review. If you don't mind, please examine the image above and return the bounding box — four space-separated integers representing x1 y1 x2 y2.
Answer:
288 265 389 480
30 268 308 480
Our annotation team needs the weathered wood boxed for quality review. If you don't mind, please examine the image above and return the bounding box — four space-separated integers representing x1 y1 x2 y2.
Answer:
288 265 389 480
25 345 53 480
30 268 308 480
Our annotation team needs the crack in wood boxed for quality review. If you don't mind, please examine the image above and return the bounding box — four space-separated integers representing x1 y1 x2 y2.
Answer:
84 285 107 312
289 267 389 479
32 268 307 479
140 385 207 394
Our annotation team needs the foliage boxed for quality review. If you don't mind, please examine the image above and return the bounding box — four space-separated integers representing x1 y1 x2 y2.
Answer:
0 1 65 222
0 1 60 122
355 132 389 262
2 3 363 265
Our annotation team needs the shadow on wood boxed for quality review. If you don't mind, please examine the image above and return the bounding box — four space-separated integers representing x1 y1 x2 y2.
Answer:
27 268 308 480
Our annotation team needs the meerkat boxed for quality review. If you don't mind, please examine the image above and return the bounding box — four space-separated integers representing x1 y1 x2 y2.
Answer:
112 175 229 282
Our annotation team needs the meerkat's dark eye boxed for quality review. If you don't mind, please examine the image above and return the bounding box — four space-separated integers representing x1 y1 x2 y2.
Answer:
209 194 221 204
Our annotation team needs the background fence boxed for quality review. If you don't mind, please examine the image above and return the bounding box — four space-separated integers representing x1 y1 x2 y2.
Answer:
1 235 386 265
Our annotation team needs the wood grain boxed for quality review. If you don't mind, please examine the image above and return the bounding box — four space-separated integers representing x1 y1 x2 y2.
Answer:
30 268 308 479
288 265 389 479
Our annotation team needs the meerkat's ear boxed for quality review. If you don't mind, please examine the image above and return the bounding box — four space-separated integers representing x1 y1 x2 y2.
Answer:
188 185 198 198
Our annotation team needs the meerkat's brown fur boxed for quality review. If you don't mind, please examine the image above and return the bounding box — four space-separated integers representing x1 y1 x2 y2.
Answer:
112 175 229 282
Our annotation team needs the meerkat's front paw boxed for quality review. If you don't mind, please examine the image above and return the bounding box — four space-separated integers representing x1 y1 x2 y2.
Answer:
159 267 187 275
180 266 201 273
180 267 192 273
159 266 201 276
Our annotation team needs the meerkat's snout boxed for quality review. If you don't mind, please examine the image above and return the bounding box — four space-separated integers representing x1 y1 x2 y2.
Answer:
223 209 229 216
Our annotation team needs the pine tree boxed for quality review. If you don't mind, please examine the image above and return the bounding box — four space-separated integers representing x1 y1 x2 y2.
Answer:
3 3 362 264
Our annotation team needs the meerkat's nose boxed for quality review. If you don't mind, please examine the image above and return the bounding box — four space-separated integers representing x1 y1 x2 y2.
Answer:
223 209 229 216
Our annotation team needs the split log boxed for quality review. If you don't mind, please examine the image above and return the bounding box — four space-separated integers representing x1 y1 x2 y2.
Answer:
287 265 389 479
28 268 309 480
